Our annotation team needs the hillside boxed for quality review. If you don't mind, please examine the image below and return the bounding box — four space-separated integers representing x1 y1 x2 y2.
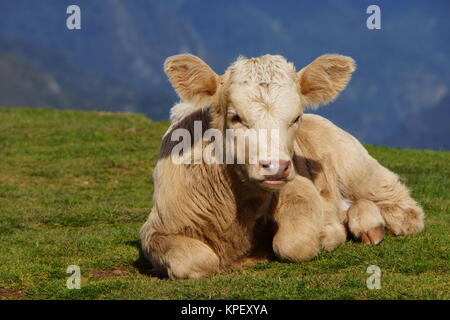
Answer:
0 52 85 109
0 36 173 117
0 108 448 300
0 0 449 147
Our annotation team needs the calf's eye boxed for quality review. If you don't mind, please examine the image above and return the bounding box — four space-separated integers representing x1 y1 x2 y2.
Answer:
231 114 242 125
291 114 301 126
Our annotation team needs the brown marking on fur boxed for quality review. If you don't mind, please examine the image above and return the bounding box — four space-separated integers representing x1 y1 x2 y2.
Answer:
159 107 212 160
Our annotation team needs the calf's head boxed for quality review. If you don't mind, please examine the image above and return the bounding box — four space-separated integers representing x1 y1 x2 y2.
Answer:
164 54 355 191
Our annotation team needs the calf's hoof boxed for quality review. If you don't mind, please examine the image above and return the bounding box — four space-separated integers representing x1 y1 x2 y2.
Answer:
359 225 385 245
347 200 386 245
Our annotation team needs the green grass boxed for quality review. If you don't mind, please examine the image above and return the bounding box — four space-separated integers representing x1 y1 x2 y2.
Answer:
0 107 448 300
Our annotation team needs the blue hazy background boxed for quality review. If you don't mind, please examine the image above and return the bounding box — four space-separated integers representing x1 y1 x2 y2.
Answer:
0 0 449 149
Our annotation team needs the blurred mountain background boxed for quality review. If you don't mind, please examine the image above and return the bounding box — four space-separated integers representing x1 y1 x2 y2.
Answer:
0 0 448 149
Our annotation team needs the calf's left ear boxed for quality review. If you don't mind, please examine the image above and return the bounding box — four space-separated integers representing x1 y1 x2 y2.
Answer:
298 54 356 109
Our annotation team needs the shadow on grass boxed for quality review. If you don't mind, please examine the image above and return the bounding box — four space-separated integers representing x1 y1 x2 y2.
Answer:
126 240 168 279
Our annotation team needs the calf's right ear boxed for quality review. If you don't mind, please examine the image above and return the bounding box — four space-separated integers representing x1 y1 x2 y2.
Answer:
164 54 218 102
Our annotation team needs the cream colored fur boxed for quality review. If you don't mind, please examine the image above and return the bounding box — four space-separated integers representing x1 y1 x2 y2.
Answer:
140 53 424 279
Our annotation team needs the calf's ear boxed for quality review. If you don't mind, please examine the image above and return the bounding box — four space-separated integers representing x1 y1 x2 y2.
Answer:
298 54 356 109
164 54 218 102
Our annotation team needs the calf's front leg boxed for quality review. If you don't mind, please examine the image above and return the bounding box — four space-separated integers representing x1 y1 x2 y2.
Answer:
140 228 220 279
272 176 323 262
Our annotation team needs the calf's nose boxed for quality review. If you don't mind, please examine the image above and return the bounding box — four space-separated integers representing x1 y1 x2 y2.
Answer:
258 159 292 179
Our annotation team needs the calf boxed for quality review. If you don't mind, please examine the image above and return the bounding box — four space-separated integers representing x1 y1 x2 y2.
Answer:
140 54 424 279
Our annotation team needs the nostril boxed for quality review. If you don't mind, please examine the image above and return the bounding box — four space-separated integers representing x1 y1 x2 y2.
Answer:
259 159 292 178
259 160 271 169
283 161 292 173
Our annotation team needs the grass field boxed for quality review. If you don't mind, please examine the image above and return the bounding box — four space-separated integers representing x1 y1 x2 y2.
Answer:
0 107 448 300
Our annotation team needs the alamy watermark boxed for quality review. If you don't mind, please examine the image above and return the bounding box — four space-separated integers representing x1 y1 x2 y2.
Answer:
66 5 81 30
366 5 381 30
66 265 81 289
64 5 380 36
64 4 380 31
170 121 282 167
366 265 381 289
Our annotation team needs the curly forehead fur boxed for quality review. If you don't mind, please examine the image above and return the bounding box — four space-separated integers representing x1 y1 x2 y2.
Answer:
228 55 297 85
